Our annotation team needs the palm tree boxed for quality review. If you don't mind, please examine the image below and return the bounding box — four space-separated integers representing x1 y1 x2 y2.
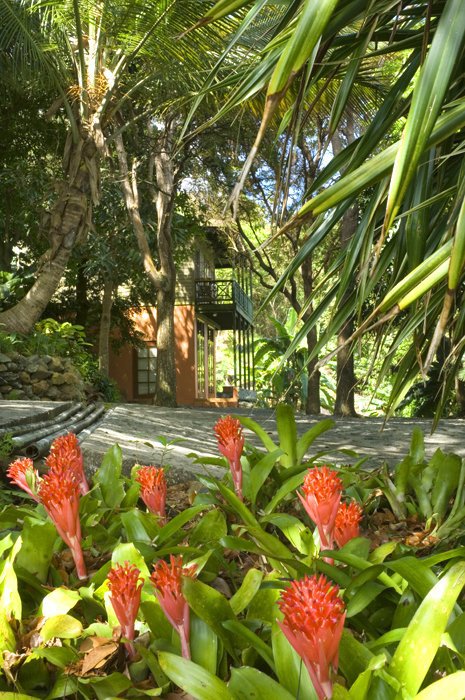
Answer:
0 0 225 335
200 0 465 417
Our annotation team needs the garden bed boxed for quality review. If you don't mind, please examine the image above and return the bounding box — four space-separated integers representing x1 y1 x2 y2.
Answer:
1 407 465 700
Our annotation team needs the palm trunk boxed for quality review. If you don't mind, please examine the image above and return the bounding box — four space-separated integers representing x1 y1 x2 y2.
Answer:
0 128 98 334
98 279 114 376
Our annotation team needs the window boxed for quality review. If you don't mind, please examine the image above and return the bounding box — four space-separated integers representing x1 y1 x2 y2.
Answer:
136 345 157 396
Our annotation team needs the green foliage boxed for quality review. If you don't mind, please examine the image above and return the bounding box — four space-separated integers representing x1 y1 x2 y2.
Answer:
0 272 34 313
0 433 14 462
367 427 465 541
29 319 90 358
80 361 121 402
254 309 310 409
0 319 89 360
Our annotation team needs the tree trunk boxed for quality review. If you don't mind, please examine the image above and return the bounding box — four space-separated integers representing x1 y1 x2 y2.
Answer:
114 125 178 407
153 123 177 407
154 283 176 405
455 377 465 416
334 203 359 416
301 256 321 414
98 279 114 376
332 121 358 417
0 128 97 334
334 319 357 416
0 225 13 271
75 258 90 327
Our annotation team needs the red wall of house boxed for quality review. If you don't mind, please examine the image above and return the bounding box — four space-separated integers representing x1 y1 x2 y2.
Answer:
109 305 197 405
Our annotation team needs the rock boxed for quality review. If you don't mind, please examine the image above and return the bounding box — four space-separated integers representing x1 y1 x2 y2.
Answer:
51 372 66 386
0 352 84 402
31 369 52 380
60 385 82 400
62 371 79 385
32 380 49 396
27 360 49 375
6 389 25 399
46 386 61 399
49 357 64 371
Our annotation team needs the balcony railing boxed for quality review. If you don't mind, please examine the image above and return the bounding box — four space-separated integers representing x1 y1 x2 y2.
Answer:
195 279 253 322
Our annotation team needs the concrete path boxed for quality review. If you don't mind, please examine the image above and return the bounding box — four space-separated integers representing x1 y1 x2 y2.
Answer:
79 404 465 481
1 401 464 482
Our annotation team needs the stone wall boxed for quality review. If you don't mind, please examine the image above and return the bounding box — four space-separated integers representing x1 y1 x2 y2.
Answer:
0 352 84 401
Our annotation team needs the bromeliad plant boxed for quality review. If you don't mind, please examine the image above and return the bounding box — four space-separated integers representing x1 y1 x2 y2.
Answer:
298 466 343 549
150 555 197 660
107 561 144 659
366 426 465 543
214 415 245 501
134 464 167 522
278 574 346 700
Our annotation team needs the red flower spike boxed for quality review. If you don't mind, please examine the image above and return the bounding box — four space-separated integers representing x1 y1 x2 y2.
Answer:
278 574 346 700
334 500 363 548
47 433 89 495
298 466 343 549
150 555 197 659
7 458 40 501
107 561 144 659
135 465 167 521
38 469 86 580
214 415 245 501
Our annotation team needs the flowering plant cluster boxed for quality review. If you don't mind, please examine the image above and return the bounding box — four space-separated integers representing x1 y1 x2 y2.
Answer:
1 414 465 700
108 555 195 660
7 439 169 582
299 465 363 551
8 434 88 579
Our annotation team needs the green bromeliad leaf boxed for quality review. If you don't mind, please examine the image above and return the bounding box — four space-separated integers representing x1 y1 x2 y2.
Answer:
16 518 56 582
182 576 238 659
41 614 83 642
40 587 81 618
230 568 264 615
158 651 234 700
228 666 295 699
93 444 125 508
388 560 465 697
415 672 465 700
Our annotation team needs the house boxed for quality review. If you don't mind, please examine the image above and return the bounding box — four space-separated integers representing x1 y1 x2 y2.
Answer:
109 230 255 406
